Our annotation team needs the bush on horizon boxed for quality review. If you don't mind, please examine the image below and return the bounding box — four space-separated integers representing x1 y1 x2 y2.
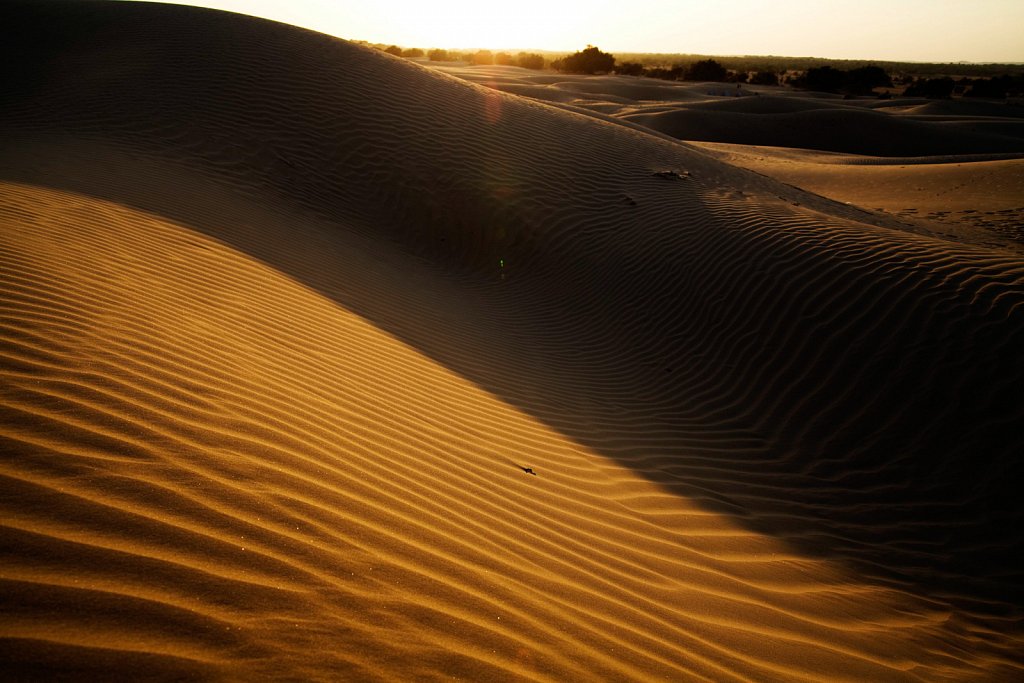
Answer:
844 66 893 94
749 70 780 86
791 65 893 94
684 59 728 82
644 65 684 81
799 65 846 92
965 74 1024 98
471 49 494 66
552 46 616 74
904 76 955 99
427 48 449 61
516 52 545 70
615 62 645 77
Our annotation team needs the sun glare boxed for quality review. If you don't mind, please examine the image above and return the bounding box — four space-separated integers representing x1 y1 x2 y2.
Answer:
137 0 1024 62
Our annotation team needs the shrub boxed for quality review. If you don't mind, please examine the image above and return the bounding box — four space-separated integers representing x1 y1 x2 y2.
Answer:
749 71 779 86
644 66 684 81
383 45 403 57
552 46 616 74
684 59 727 82
471 49 494 66
427 48 449 61
615 62 644 76
803 65 846 92
790 65 891 94
966 74 1024 98
401 47 424 59
495 52 514 66
516 52 545 70
904 77 955 99
845 65 892 94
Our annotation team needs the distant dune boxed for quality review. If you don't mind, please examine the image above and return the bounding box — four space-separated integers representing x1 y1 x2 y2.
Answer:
437 64 1024 157
620 103 1024 156
2 2 1023 680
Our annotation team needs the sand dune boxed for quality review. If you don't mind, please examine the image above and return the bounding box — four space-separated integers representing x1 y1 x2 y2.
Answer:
2 2 1024 680
431 65 1024 157
619 107 1024 156
694 143 1024 251
871 98 1024 119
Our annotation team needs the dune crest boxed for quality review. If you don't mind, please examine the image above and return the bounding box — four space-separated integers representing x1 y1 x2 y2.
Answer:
2 2 1023 680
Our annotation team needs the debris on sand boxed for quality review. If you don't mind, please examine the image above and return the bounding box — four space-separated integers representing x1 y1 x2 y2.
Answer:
653 170 691 180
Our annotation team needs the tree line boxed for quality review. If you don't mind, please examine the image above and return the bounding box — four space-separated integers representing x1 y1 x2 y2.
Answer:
376 43 1023 98
789 66 1024 98
551 47 779 85
382 45 545 69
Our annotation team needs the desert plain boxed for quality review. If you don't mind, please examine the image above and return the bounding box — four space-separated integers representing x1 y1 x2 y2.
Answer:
1 2 1023 681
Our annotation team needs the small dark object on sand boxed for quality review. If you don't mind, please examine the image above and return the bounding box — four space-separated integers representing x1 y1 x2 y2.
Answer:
519 465 537 475
653 170 690 180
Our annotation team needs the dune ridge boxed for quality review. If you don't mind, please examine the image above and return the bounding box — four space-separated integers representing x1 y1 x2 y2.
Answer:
2 2 1023 680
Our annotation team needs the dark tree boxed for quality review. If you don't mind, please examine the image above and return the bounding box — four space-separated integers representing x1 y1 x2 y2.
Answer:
904 77 955 99
803 65 846 92
495 52 514 66
401 47 424 59
966 74 1017 98
427 48 449 62
516 52 545 70
552 46 616 74
383 45 403 57
615 61 644 76
684 59 727 82
845 66 892 94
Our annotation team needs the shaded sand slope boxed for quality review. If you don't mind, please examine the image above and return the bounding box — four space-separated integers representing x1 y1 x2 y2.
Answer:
621 106 1024 156
3 2 1024 680
870 99 1024 119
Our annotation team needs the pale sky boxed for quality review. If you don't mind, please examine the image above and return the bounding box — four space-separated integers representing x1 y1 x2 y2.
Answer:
138 1 1023 62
